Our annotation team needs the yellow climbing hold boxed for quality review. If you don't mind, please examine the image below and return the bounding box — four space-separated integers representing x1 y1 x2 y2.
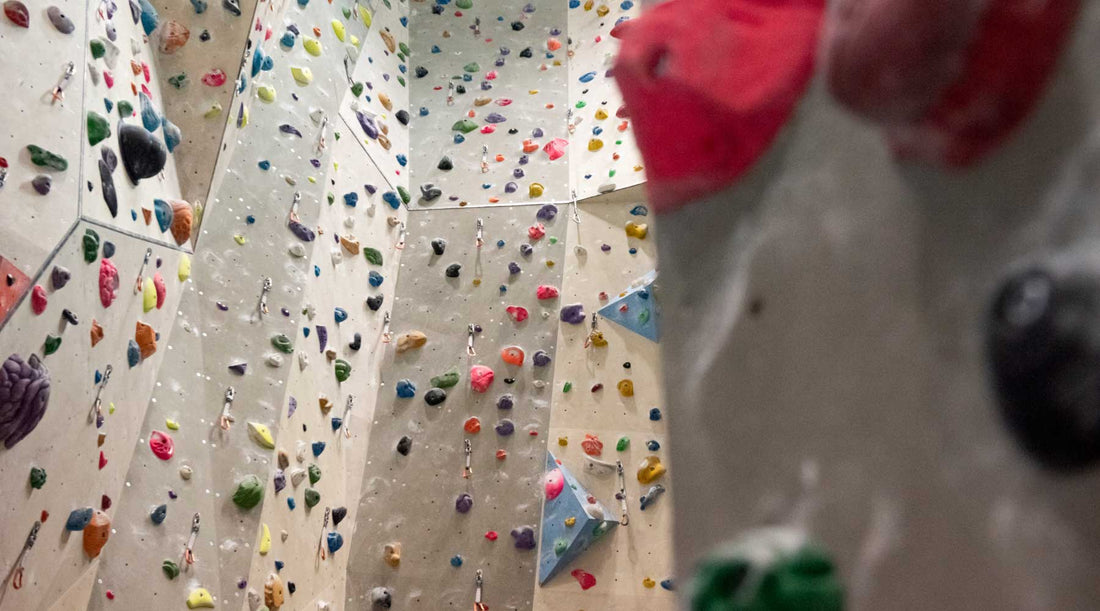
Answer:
303 37 322 56
643 577 656 588
259 523 271 555
637 455 667 484
248 422 276 449
166 419 180 430
379 93 392 111
529 183 544 198
625 221 648 239
257 85 276 103
557 436 568 446
203 103 222 119
108 402 115 415
596 4 610 16
379 29 396 53
564 516 576 527
594 108 608 120
186 588 216 609
618 379 634 397
350 34 360 47
584 0 594 10
291 66 313 85
142 277 156 312
234 234 247 245
358 5 372 27
178 255 191 281
331 20 346 42
239 106 249 127
588 139 603 152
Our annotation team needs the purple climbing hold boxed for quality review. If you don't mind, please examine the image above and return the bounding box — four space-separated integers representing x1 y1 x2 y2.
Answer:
504 182 518 193
511 525 536 550
536 204 558 221
519 244 533 257
497 394 514 410
485 112 507 124
560 304 585 324
508 262 521 275
355 111 378 139
316 325 328 353
228 362 247 375
513 168 525 179
532 350 552 367
495 419 515 436
0 354 51 449
601 243 611 252
273 470 286 493
455 493 473 514
288 219 315 242
50 265 71 290
532 128 544 138
287 396 297 418
279 124 303 137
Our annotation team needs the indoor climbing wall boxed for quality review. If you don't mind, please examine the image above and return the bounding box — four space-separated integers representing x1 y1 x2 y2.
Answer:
406 1 571 208
534 199 672 608
238 112 409 611
337 0 411 191
345 205 567 608
86 0 389 607
567 0 645 199
148 0 261 207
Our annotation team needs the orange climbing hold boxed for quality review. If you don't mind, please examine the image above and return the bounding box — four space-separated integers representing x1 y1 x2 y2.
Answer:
500 346 525 366
83 510 111 558
581 434 603 456
464 417 481 434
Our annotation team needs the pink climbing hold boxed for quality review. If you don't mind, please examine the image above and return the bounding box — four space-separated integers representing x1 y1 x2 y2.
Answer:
506 305 529 322
103 71 114 89
823 0 1080 166
99 259 119 308
30 285 47 315
486 70 498 80
542 138 568 161
571 569 597 590
528 223 546 240
480 125 496 134
149 430 174 460
153 272 166 309
536 285 559 300
201 69 227 87
613 0 825 212
545 468 565 500
470 365 494 393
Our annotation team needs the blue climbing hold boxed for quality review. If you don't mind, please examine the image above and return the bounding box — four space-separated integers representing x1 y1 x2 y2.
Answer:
649 408 662 421
127 340 141 367
579 71 597 83
65 507 94 531
138 0 159 34
646 439 660 451
396 154 407 167
450 555 463 567
153 199 173 232
314 265 320 277
396 379 416 398
368 271 383 287
382 191 400 209
331 417 342 431
344 192 358 207
630 205 648 216
258 160 270 170
334 307 348 323
312 441 326 457
287 497 296 510
275 560 285 571
151 504 167 524
327 532 344 554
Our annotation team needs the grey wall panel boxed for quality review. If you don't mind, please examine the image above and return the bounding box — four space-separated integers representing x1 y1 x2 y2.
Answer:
346 205 567 609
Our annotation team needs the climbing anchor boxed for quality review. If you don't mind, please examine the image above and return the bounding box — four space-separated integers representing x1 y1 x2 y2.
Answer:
463 439 473 479
133 248 153 294
88 364 112 427
0 520 39 603
341 395 354 439
49 62 75 105
317 507 332 561
475 218 485 249
257 277 273 319
480 146 489 174
396 221 407 250
381 312 393 343
616 460 630 526
183 513 200 567
218 386 236 431
466 324 477 357
474 569 487 611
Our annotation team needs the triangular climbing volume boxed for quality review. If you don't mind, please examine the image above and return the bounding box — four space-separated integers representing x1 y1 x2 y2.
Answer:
538 452 619 585
596 270 660 342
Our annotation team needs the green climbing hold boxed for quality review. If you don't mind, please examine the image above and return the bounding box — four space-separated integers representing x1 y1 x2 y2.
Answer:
399 42 410 56
616 437 630 452
335 359 351 382
26 145 68 171
327 192 335 205
232 474 264 509
29 467 47 489
456 0 473 8
87 111 110 146
563 381 572 393
452 119 478 134
351 82 364 97
90 39 106 58
83 229 100 263
44 334 62 355
554 537 568 556
304 487 320 508
462 62 480 73
168 73 188 89
575 100 587 109
162 559 180 579
363 247 383 265
308 463 321 485
397 186 411 205
271 333 294 354
342 6 351 18
117 100 133 117
397 76 406 87
430 370 459 388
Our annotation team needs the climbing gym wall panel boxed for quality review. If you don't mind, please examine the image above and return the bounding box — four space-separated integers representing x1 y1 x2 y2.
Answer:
346 204 567 608
534 199 671 609
406 1 571 208
0 221 188 611
339 0 411 190
567 0 646 199
148 0 261 207
0 0 87 319
239 119 410 611
86 0 379 605
79 0 191 250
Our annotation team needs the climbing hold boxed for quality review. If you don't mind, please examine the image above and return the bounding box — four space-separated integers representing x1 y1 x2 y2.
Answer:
430 238 447 255
363 247 383 265
395 331 427 352
431 370 460 389
308 463 322 486
384 542 401 567
571 569 597 590
43 335 62 356
151 504 167 524
529 183 545 198
265 574 285 609
66 507 94 531
83 510 111 558
470 365 494 392
637 455 666 484
326 531 344 554
248 422 275 449
455 493 473 513
334 359 351 382
625 221 648 239
271 334 294 353
370 587 392 608
618 379 634 397
396 436 412 456
158 20 190 54
497 394 515 410
501 346 525 366
537 285 559 300
162 559 180 579
581 434 603 456
119 123 168 184
149 430 174 459
30 285 47 315
445 263 462 278
233 474 264 509
178 255 191 281
153 272 166 309
560 304 585 324
464 417 482 434
302 487 320 509
186 588 215 609
506 306 529 322
511 525 537 550
640 484 666 510
88 112 111 147
532 351 552 367
135 321 156 359
127 340 141 367
545 468 565 500
259 523 271 555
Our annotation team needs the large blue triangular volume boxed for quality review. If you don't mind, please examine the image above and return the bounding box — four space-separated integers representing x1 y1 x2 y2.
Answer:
596 269 659 342
538 452 618 585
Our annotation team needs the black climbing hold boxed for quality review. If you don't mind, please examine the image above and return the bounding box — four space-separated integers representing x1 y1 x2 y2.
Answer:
61 309 78 325
437 156 453 171
424 388 446 406
396 435 412 455
5 275 13 286
99 159 118 217
228 363 247 375
287 582 295 594
414 66 428 78
119 122 167 185
332 506 347 526
396 109 410 126
431 238 446 255
199 29 210 41
101 146 118 173
102 241 116 259
366 295 383 311
445 263 461 278
349 332 362 350
504 377 515 384
223 0 241 15
519 47 533 58
511 20 524 31
455 84 466 95
420 184 442 201
507 128 518 135
623 362 631 369
987 265 1100 470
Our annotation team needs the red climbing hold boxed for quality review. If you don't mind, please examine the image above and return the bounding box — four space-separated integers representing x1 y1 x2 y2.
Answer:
571 569 597 590
149 430 174 460
98 451 107 469
3 0 29 27
30 285 47 315
613 0 825 212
